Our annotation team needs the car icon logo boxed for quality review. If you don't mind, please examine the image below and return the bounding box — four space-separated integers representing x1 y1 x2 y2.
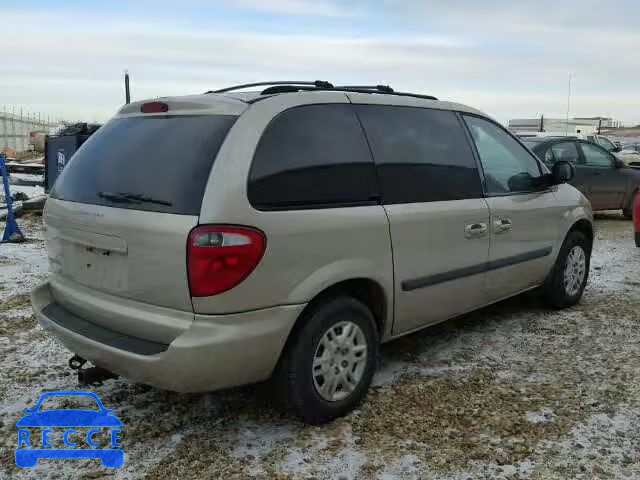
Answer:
15 391 123 468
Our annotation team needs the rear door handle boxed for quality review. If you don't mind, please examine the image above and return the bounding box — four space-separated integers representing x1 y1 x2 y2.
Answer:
464 223 488 239
494 218 513 233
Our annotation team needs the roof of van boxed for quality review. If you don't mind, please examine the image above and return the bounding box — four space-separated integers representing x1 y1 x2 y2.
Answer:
116 88 490 121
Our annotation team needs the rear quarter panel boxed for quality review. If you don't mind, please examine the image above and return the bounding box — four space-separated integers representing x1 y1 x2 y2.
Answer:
552 184 594 245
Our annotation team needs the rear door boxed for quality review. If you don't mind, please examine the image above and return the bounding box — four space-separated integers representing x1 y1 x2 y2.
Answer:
577 141 626 210
47 111 239 312
463 115 559 301
355 105 490 335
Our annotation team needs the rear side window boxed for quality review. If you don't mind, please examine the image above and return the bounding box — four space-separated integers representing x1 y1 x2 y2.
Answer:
51 115 237 215
355 105 482 204
548 142 581 165
248 104 377 209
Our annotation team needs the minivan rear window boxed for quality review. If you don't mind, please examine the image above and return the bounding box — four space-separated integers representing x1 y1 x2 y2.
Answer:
51 115 237 215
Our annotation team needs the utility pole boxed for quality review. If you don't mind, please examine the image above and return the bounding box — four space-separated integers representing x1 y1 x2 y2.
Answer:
539 114 545 132
124 70 131 104
565 73 572 136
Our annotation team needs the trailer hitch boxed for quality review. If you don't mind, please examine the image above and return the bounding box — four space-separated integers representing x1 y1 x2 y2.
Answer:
77 366 119 387
69 355 86 370
69 355 118 386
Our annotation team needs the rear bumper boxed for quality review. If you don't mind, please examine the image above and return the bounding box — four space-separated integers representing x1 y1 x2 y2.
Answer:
32 282 304 392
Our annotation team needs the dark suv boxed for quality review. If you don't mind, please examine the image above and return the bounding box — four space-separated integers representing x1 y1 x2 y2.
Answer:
523 137 640 218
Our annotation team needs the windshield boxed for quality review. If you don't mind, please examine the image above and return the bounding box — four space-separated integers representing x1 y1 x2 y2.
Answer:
51 114 237 215
599 137 616 151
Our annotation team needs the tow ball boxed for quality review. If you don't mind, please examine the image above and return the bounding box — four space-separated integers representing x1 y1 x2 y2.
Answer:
69 355 119 386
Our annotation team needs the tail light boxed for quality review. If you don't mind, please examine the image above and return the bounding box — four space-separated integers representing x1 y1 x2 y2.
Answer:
187 226 266 297
140 101 169 113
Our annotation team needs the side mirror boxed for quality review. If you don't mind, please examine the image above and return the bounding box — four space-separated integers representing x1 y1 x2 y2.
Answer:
613 146 622 153
552 160 575 184
614 158 626 169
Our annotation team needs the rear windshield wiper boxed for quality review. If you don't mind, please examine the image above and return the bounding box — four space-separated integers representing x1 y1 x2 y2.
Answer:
98 191 173 206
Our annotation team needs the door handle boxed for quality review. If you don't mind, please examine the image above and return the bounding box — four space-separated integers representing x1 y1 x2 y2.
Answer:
464 223 488 239
494 218 513 233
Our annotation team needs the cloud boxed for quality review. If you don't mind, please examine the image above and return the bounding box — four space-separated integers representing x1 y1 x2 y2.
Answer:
208 0 355 17
1 3 639 124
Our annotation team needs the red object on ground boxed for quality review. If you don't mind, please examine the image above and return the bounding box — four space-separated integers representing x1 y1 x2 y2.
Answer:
633 190 640 247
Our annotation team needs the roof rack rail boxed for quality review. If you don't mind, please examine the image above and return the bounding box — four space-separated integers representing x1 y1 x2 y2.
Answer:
209 80 333 94
208 80 438 102
257 85 438 102
260 85 323 95
334 85 395 93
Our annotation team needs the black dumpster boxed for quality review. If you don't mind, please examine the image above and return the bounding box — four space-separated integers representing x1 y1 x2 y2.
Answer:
45 123 101 192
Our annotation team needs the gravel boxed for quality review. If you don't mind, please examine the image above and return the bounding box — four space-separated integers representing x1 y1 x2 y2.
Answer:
0 212 638 479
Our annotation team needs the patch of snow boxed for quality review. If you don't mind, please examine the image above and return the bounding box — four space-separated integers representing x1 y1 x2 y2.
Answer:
230 419 296 475
525 408 556 424
0 240 48 302
10 173 44 184
374 359 473 387
378 454 423 479
279 428 367 479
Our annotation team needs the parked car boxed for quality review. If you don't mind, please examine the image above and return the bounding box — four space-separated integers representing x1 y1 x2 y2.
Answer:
523 137 640 218
32 82 593 423
633 190 640 247
618 143 640 168
585 134 620 153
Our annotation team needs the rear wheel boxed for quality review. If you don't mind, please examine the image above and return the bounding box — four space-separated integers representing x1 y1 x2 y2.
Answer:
543 230 590 308
276 296 378 424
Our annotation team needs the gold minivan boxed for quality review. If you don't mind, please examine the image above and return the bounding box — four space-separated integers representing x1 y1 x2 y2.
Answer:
32 81 593 423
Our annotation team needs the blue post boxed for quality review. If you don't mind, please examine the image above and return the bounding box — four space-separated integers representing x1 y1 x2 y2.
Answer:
1 153 25 243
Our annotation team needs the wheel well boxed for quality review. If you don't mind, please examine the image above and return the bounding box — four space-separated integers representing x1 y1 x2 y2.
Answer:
273 279 387 376
569 219 594 253
301 279 387 336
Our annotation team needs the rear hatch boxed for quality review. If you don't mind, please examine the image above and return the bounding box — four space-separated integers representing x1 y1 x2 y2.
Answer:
46 98 243 326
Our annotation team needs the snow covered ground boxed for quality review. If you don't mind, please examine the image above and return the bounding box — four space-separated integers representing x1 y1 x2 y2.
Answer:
0 177 45 220
0 212 638 479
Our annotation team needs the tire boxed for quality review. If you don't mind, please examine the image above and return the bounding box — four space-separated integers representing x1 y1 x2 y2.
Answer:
543 230 590 309
275 296 379 424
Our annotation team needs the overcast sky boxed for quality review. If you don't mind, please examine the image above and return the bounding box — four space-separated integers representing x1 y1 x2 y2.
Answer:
2 0 639 125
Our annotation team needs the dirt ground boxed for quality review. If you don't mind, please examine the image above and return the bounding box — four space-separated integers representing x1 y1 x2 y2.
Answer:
0 212 638 479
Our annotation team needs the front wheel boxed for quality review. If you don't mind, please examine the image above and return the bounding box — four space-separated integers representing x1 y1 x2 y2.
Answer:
543 230 590 308
275 296 378 424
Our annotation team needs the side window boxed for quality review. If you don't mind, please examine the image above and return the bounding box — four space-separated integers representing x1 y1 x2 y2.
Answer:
248 104 377 209
355 105 482 204
550 142 580 164
463 115 544 195
544 148 555 165
580 143 614 168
